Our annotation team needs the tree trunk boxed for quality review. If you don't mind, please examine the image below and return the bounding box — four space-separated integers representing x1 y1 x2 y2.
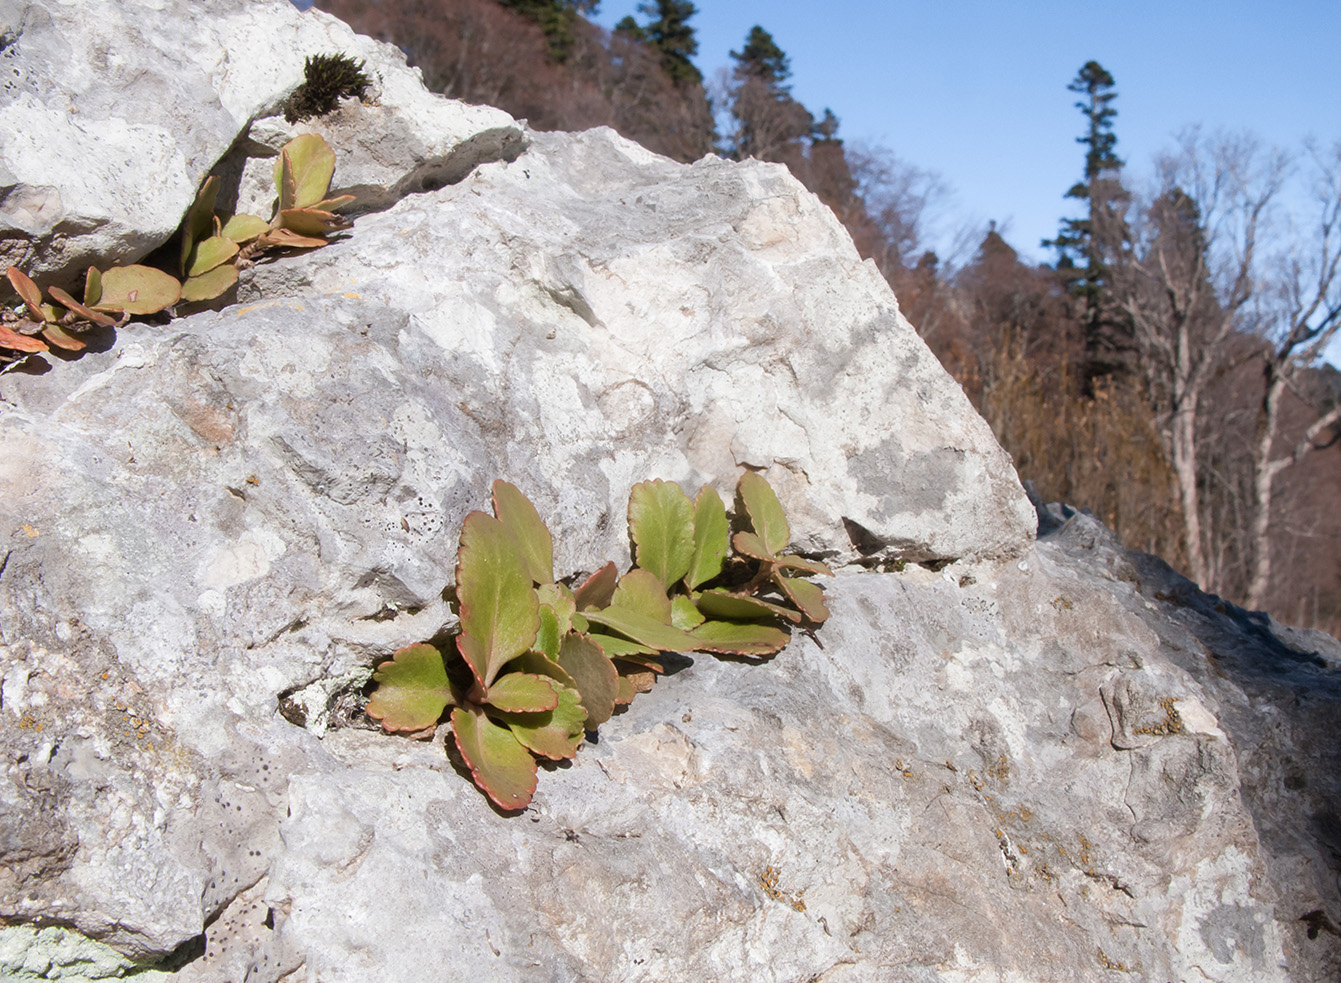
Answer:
1171 391 1208 586
1245 362 1284 609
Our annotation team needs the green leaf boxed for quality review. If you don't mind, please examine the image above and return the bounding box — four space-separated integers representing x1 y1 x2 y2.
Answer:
485 672 558 712
534 603 561 661
628 479 695 587
732 530 776 564
670 594 706 630
185 235 239 277
83 266 102 308
274 133 336 211
694 588 801 623
492 480 554 585
454 511 540 689
181 175 220 275
92 266 181 315
574 561 618 611
537 583 576 635
312 194 356 212
775 575 830 623
608 568 673 624
588 632 660 661
500 684 587 760
557 633 618 727
365 643 455 732
685 486 729 589
220 213 270 243
180 263 239 303
772 554 833 576
509 650 579 691
738 472 790 556
583 606 701 652
451 704 537 811
690 619 791 657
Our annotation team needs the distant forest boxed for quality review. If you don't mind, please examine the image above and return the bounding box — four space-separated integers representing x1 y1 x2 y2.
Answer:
318 0 1341 636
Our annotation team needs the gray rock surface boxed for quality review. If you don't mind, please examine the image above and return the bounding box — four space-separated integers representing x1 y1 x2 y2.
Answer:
0 0 522 286
2 1 1339 981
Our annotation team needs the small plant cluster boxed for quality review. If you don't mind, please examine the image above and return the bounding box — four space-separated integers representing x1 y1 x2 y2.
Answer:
285 53 371 123
0 134 351 366
366 473 832 810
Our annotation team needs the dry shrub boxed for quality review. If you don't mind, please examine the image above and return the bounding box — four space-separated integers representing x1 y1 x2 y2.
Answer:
975 335 1186 568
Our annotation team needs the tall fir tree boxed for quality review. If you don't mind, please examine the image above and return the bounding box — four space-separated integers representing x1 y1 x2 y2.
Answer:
732 25 791 88
727 25 811 161
1045 60 1132 386
635 0 702 88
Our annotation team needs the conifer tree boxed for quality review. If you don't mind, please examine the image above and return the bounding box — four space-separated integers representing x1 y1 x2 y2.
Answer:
732 25 791 88
1046 60 1132 385
635 0 702 88
727 25 811 161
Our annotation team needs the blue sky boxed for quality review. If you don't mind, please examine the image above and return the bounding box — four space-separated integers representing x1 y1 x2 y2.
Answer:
594 0 1341 269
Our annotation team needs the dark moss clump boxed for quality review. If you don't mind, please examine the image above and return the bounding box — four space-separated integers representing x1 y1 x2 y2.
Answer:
285 53 371 123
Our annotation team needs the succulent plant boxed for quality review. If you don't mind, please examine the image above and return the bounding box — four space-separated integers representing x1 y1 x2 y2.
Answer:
366 474 831 810
1 265 132 361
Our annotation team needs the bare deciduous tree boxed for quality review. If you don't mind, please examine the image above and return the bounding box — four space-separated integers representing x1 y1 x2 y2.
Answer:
1114 130 1286 588
1243 141 1341 608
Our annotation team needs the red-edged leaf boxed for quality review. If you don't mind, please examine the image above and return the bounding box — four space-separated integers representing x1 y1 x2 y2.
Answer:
608 568 673 624
454 511 540 689
775 575 830 623
6 267 43 311
40 322 86 352
689 619 790 656
628 479 695 587
557 633 618 727
365 643 455 732
492 480 554 585
499 683 587 760
451 704 537 810
738 472 791 556
772 554 834 577
583 606 700 653
47 286 117 326
278 207 351 237
574 561 618 611
685 486 729 589
485 672 558 713
732 530 777 563
694 588 802 623
509 650 579 691
259 227 329 250
0 324 48 353
588 632 660 663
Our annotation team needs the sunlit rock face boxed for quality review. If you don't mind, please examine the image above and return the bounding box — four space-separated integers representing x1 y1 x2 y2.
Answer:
1 2 1337 982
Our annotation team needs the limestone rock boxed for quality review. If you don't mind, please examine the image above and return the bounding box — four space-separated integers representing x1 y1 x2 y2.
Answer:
241 126 1036 565
1 2 1338 981
0 0 523 286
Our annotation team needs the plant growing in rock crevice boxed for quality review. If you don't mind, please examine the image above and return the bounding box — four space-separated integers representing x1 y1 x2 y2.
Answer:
1 134 353 368
366 473 832 810
285 53 372 123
